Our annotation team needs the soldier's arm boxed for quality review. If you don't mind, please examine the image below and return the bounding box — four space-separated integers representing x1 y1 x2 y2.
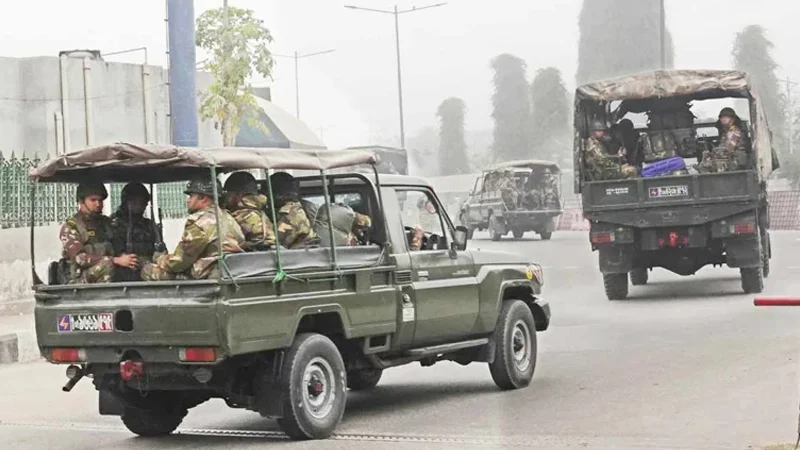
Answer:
159 221 209 273
723 128 742 151
60 221 110 268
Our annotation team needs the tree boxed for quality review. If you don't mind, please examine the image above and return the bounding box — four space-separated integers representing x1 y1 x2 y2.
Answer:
491 53 531 162
530 67 571 165
196 7 275 146
576 0 675 85
436 97 470 175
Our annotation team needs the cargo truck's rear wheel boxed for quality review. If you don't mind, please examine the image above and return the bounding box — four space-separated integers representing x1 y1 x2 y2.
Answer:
630 268 648 286
489 300 537 390
740 266 764 294
277 333 347 440
120 394 187 437
603 273 629 300
347 369 382 391
512 229 525 239
539 231 552 240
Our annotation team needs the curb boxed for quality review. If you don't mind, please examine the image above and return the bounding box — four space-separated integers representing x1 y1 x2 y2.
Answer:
0 330 39 365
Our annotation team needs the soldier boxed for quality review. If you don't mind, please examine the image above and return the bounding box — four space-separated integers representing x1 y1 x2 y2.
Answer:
697 107 748 173
110 182 157 282
584 120 637 181
543 169 560 208
615 119 643 167
410 196 443 251
223 171 276 251
497 170 519 209
140 175 244 281
269 172 320 249
60 183 139 284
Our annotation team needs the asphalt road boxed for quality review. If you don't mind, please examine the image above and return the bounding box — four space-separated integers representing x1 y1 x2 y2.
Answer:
2 231 800 449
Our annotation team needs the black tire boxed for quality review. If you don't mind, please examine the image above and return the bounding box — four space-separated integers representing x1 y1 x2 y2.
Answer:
277 333 347 440
539 231 552 240
488 300 537 390
740 266 764 294
512 229 525 239
630 268 648 286
604 273 629 300
121 406 186 437
347 369 383 391
761 230 770 279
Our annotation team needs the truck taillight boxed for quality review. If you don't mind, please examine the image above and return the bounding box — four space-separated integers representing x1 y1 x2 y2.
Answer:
591 232 614 244
732 223 756 234
120 360 144 381
179 347 217 363
50 348 86 363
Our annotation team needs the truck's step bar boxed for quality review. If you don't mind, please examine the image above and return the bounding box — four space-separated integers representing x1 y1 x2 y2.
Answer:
404 338 489 357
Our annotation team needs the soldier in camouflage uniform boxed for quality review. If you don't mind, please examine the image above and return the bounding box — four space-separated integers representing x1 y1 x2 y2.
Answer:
542 169 560 208
59 183 139 284
410 195 443 251
223 171 276 251
140 176 245 281
497 170 519 210
111 182 157 282
584 120 637 181
269 172 320 249
697 107 749 173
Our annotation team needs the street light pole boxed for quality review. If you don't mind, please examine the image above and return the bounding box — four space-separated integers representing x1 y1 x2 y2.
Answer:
660 0 666 69
274 49 336 119
345 3 447 150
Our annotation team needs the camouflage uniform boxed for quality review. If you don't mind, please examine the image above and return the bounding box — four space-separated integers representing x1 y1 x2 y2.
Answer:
584 136 637 181
543 172 560 208
59 212 116 284
350 212 372 245
229 194 276 251
497 172 519 209
276 197 320 249
697 120 748 173
141 206 245 280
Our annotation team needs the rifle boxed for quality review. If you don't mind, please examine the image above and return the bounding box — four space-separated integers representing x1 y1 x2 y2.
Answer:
153 207 167 253
126 205 134 255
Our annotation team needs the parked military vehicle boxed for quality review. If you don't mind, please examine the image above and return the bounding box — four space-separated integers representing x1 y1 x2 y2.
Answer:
574 70 779 300
29 143 550 440
458 160 563 241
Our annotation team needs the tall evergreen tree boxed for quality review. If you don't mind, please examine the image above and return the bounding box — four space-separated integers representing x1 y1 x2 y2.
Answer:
576 0 675 85
436 97 470 175
530 67 571 164
491 53 531 162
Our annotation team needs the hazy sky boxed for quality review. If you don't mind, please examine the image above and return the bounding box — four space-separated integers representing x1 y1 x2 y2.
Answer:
0 0 797 148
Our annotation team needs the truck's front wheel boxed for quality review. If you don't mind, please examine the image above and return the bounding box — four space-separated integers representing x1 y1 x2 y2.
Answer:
604 273 629 300
489 300 537 390
121 404 186 437
740 267 764 294
277 333 347 440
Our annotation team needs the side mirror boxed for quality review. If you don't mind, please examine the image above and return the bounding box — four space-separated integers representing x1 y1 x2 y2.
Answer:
453 225 469 251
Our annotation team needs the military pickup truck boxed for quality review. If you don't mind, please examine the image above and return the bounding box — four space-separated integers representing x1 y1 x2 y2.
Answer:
29 143 550 440
459 160 563 241
574 70 779 300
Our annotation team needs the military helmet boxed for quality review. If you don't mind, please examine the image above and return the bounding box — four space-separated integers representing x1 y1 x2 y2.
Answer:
718 107 737 119
224 171 258 195
120 182 151 203
617 118 634 129
184 175 221 198
588 119 608 132
76 182 108 202
269 171 297 195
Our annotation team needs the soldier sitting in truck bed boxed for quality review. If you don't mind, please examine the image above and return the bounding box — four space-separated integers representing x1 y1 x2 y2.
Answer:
584 120 637 181
110 182 157 282
697 107 749 174
223 171 276 252
269 172 320 249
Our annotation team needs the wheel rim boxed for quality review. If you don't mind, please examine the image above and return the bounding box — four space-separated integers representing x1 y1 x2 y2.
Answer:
302 357 337 420
511 320 532 372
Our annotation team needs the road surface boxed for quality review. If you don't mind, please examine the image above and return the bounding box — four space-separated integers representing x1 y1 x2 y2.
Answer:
2 231 799 449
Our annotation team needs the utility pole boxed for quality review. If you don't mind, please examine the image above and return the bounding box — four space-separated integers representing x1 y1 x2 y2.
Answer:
274 49 336 119
659 0 666 69
788 77 798 155
345 3 447 150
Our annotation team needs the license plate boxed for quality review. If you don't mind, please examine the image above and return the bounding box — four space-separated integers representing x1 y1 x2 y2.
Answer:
57 313 114 333
649 185 688 198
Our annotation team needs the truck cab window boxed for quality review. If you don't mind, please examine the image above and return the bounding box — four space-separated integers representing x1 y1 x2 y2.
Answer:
396 190 449 251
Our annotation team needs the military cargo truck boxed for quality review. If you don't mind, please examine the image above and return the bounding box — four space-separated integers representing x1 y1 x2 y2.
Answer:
29 143 550 440
574 70 779 300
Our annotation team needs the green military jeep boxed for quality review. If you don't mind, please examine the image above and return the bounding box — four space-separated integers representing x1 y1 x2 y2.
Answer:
29 143 550 440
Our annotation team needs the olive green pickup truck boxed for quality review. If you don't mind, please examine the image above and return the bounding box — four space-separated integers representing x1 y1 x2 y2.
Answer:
30 143 550 440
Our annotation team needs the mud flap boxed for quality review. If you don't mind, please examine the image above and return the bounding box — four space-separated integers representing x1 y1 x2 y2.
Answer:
254 352 285 419
99 389 126 416
598 244 634 274
725 236 760 268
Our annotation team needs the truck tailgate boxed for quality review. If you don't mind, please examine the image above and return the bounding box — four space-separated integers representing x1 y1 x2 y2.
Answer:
34 283 222 351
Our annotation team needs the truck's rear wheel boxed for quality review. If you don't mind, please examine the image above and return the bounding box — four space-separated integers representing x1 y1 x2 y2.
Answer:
347 369 382 391
630 268 648 286
488 300 537 390
539 231 552 240
604 273 629 300
121 405 186 437
277 333 347 440
740 267 764 294
512 229 525 239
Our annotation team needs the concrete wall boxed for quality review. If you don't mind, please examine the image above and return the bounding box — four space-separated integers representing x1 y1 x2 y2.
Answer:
0 55 222 157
